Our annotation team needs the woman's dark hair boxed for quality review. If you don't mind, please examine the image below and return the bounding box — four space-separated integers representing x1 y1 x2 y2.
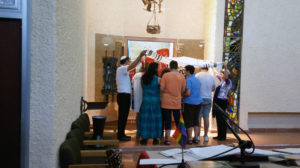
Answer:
169 60 178 69
142 62 158 85
160 68 170 78
185 65 195 74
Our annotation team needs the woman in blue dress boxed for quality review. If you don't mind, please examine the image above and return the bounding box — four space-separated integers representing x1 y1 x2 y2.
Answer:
137 62 162 145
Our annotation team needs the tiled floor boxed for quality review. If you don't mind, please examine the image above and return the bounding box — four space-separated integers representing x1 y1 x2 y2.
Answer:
105 123 300 168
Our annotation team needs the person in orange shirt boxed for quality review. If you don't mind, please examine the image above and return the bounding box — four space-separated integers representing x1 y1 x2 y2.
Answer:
160 61 186 145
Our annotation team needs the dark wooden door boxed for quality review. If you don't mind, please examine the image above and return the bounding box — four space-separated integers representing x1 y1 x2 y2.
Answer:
0 18 22 168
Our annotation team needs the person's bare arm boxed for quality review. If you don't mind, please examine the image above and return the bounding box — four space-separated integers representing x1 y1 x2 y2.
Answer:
183 89 190 97
160 84 165 91
180 75 186 95
212 85 216 92
160 76 165 92
212 67 218 76
223 61 229 79
128 50 147 71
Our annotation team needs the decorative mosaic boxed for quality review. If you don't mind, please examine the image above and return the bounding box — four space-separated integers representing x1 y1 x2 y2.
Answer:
223 0 244 129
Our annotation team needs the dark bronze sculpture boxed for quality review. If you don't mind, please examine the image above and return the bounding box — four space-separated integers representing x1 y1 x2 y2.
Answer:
102 57 117 95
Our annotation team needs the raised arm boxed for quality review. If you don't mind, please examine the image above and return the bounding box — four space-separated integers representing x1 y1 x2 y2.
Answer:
212 67 218 76
128 50 147 71
223 61 229 79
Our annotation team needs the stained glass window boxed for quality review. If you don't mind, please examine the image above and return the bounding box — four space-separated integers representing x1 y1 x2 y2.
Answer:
223 0 244 129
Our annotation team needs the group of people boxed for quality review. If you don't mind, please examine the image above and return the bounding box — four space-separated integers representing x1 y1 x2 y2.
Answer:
116 50 232 145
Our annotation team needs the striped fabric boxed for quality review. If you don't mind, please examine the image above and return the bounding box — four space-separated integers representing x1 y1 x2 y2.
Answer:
172 113 187 148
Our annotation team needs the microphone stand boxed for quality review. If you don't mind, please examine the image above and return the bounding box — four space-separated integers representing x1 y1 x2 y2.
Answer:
214 103 253 161
214 104 264 168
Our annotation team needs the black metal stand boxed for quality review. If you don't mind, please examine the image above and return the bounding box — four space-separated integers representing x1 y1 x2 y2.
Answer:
214 104 264 168
177 159 190 168
178 145 190 168
80 96 108 113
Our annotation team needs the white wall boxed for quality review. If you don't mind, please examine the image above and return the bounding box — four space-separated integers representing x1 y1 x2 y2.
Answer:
88 0 204 39
203 0 224 61
85 0 205 100
30 1 57 167
240 0 300 129
30 0 86 167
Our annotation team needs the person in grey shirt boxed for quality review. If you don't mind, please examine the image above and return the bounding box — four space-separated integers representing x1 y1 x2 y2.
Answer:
195 66 216 142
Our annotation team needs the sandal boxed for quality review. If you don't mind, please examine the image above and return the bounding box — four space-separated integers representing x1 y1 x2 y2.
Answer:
192 139 199 144
153 138 159 145
164 140 170 145
140 139 148 145
188 140 193 145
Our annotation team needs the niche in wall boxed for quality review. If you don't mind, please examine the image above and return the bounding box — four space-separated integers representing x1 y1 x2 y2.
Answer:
95 34 124 101
95 34 205 101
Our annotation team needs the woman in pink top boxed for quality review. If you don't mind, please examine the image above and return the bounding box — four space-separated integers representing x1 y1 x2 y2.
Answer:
160 61 186 145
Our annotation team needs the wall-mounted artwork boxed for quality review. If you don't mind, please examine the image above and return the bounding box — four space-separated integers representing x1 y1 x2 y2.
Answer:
125 36 177 77
126 37 176 61
101 57 117 95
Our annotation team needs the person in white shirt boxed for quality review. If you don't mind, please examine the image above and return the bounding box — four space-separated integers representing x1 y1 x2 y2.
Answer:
116 50 146 141
195 66 216 142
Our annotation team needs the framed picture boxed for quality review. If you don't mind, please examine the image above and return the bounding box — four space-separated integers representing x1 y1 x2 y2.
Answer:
124 36 177 77
124 36 177 61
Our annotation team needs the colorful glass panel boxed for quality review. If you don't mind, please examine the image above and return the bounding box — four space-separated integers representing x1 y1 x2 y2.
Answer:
223 0 244 130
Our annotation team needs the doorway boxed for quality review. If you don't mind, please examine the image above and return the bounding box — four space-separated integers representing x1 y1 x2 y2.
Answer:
0 18 22 168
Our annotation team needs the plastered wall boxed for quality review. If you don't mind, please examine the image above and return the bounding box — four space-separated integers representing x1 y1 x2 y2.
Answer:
30 1 57 167
203 0 224 62
30 0 86 167
240 0 300 129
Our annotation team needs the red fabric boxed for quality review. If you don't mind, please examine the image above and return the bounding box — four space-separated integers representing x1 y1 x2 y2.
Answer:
145 57 155 64
157 48 169 57
145 57 168 76
136 151 157 168
130 48 169 78
158 62 168 76
129 68 136 80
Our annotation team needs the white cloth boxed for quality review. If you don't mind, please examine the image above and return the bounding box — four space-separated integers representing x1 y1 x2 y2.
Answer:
195 72 216 99
146 52 223 68
132 72 144 112
116 65 131 93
